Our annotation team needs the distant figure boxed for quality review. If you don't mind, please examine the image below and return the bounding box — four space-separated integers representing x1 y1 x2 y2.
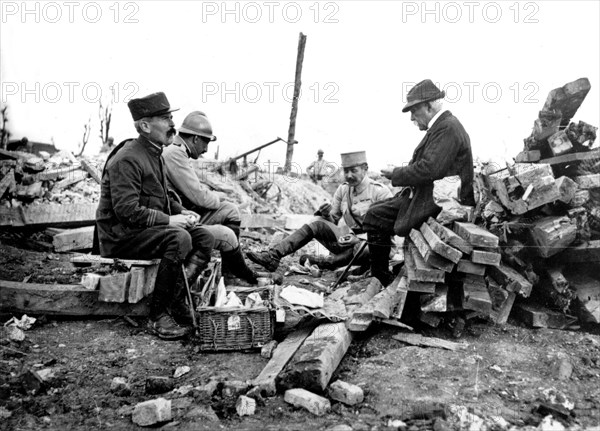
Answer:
306 149 334 185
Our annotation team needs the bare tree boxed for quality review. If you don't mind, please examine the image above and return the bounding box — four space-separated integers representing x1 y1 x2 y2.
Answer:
0 105 10 150
77 117 92 156
99 99 113 152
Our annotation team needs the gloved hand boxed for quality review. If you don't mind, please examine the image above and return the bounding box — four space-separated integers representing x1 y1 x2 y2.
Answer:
338 234 360 246
317 202 331 218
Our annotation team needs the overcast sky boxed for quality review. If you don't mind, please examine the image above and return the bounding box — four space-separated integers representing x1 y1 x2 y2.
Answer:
1 0 599 173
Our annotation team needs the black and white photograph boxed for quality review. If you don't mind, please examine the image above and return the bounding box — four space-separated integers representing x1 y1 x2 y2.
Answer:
1 1 599 430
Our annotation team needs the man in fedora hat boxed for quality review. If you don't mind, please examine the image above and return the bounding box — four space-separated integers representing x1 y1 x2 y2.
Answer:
162 110 258 284
363 79 475 286
248 151 392 272
95 92 218 340
306 148 334 185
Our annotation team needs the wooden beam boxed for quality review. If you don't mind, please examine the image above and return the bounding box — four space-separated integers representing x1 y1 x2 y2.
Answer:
0 279 149 316
252 327 313 396
52 226 94 252
409 229 454 272
539 147 600 166
457 259 486 276
487 263 533 297
407 243 445 282
79 159 101 184
278 322 353 393
529 216 577 258
348 273 405 331
420 285 448 312
426 217 472 254
453 222 499 248
513 303 577 328
0 203 97 228
471 249 501 266
420 222 462 263
392 333 467 351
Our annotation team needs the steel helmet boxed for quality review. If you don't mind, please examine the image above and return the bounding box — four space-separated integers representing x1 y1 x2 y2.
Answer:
179 111 217 141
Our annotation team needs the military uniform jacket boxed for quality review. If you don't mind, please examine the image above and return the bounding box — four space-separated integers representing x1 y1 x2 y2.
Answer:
390 110 475 235
162 135 220 211
96 136 185 256
331 176 392 232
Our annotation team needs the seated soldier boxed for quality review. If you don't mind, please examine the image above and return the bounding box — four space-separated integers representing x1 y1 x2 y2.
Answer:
248 151 392 271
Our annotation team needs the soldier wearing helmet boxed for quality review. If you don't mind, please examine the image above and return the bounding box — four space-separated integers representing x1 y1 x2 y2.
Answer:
163 111 259 286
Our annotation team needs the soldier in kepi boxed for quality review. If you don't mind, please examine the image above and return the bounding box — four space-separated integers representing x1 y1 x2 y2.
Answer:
248 151 392 272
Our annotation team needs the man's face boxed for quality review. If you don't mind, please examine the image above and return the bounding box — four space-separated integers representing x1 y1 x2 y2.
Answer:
193 136 210 158
409 103 431 131
145 114 177 146
343 165 367 186
318 152 324 160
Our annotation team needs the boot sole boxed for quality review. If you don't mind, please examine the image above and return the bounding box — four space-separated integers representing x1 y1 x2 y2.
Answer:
146 325 192 340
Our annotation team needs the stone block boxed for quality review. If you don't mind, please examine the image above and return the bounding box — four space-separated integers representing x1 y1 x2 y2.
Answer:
328 380 364 406
284 388 331 416
132 398 171 426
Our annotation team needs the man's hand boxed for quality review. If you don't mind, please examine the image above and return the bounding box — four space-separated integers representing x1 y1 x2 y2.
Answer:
181 210 200 224
169 214 196 229
317 202 332 218
380 166 395 179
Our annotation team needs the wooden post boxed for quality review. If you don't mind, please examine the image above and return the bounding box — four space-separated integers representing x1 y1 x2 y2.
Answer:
284 32 307 173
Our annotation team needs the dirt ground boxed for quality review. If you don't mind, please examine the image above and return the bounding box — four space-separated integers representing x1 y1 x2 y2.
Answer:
1 240 600 431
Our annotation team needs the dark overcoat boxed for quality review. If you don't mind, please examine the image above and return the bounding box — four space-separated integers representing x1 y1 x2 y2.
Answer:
364 110 475 236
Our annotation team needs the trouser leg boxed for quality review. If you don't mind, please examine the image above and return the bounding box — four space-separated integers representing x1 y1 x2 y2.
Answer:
198 202 242 238
271 224 314 258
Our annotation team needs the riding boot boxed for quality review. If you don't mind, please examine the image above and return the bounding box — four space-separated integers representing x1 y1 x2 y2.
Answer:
148 258 192 339
221 246 258 284
368 232 394 286
248 224 313 271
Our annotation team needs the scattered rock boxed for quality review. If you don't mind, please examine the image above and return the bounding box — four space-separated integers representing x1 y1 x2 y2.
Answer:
192 380 220 399
325 424 353 431
284 388 331 416
184 405 220 422
132 398 171 427
260 340 278 359
145 376 175 395
222 380 249 398
328 380 364 406
387 419 407 430
236 395 256 416
554 357 573 380
110 377 131 396
537 415 565 431
0 406 12 419
173 365 191 379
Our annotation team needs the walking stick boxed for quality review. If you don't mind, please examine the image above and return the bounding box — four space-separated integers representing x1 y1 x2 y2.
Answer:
331 240 369 290
181 265 198 329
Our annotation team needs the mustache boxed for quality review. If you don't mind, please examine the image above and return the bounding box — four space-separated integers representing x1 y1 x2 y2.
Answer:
167 128 176 136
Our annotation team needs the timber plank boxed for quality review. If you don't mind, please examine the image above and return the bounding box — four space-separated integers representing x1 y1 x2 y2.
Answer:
392 333 467 351
0 279 149 316
426 217 472 254
409 229 454 272
348 273 405 331
52 226 94 252
420 222 462 263
539 147 600 166
457 259 486 276
0 203 97 228
278 322 353 393
453 222 499 248
407 243 445 282
471 249 501 267
252 327 313 396
513 303 577 328
487 263 533 297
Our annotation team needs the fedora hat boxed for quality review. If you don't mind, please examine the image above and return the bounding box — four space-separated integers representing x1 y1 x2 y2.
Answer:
127 92 179 121
402 80 445 113
341 151 367 168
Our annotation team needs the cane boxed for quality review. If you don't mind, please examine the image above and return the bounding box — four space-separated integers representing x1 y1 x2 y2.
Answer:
181 265 198 329
331 240 369 290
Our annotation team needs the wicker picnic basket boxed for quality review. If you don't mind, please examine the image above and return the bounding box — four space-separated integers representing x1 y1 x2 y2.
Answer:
195 305 274 351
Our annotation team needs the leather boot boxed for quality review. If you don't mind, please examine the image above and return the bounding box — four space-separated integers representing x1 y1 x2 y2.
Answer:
184 250 210 286
221 246 258 284
148 258 192 340
248 225 313 271
368 232 394 286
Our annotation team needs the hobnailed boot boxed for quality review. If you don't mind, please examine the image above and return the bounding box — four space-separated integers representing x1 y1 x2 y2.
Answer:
368 233 394 287
148 258 192 340
221 246 258 284
248 224 314 272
